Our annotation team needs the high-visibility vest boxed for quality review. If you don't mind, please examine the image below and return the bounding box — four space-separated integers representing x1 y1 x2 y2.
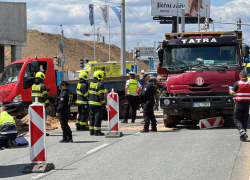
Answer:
233 80 250 101
127 79 138 95
31 83 49 105
0 111 17 134
88 80 105 106
76 82 88 105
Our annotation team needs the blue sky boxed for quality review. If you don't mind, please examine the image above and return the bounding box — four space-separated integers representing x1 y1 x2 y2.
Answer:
1 0 250 52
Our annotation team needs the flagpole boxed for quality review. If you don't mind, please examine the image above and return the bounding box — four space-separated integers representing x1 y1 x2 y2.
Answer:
94 5 96 62
108 5 110 62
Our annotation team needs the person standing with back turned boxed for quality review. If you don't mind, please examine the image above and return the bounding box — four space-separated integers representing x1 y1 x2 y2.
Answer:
230 71 250 141
121 71 141 123
76 71 89 131
31 71 51 136
88 70 106 136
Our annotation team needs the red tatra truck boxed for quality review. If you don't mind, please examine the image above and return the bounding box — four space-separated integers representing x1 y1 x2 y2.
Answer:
157 31 250 127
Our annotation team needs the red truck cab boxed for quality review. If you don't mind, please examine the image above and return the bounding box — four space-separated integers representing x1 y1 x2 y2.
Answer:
0 57 58 117
157 31 250 127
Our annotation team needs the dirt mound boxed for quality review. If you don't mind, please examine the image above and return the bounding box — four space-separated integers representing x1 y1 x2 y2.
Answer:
5 30 149 72
21 114 60 130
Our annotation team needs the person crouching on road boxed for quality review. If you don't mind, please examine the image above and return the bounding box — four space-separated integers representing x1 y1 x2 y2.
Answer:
230 71 250 141
122 71 142 124
76 71 89 131
137 74 157 133
0 106 18 149
88 71 106 136
31 71 52 136
56 81 73 143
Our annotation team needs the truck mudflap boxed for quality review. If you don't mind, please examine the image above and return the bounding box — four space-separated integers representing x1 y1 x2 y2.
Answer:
4 102 30 116
160 95 234 109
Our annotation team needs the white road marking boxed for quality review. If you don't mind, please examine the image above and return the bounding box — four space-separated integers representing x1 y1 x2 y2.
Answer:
31 174 44 179
135 132 140 134
86 143 109 154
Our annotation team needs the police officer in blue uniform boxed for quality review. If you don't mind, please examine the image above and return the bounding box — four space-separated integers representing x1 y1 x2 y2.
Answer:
56 81 73 143
137 74 157 133
230 71 250 141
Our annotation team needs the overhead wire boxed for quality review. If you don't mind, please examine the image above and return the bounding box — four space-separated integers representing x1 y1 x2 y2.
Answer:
125 6 164 39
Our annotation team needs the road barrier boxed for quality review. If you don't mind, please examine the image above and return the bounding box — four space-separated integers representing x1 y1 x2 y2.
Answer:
23 97 54 173
198 117 224 129
106 89 123 138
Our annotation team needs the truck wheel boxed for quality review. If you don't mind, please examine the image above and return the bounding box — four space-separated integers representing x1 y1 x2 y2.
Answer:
223 114 235 127
46 102 56 117
119 98 132 119
164 115 174 128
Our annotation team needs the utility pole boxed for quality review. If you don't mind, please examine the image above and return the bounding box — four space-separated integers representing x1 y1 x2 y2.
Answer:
198 0 200 31
177 0 179 33
121 0 126 76
59 24 66 80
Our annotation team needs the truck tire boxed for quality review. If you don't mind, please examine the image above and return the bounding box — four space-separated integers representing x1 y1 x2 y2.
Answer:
46 102 56 117
119 98 132 119
223 114 235 127
164 115 174 128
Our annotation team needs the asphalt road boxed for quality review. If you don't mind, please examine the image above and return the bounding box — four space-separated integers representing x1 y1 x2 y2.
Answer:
1 110 250 180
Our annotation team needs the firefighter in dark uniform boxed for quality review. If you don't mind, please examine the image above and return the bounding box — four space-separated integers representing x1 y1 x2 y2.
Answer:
137 74 157 133
31 71 51 136
88 70 106 136
56 81 73 143
230 71 250 141
121 71 141 123
76 71 89 131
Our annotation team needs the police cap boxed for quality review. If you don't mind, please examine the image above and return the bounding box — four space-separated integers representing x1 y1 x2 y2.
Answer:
143 74 149 79
129 71 136 75
59 81 69 87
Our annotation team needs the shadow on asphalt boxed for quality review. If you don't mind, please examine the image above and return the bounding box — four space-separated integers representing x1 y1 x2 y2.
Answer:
73 141 99 143
0 164 28 178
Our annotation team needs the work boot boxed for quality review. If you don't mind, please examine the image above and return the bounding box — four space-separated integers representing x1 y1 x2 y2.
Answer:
59 139 68 143
5 140 12 148
131 120 135 123
90 130 95 136
243 133 248 141
46 133 50 136
76 127 81 131
80 126 89 131
121 120 127 123
68 139 73 143
140 129 149 133
94 130 105 136
150 127 157 132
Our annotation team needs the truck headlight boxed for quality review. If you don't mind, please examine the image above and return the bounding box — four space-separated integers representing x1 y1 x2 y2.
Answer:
12 95 22 103
164 99 170 105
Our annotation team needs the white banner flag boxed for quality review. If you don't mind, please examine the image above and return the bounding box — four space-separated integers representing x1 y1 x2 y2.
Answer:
96 5 109 28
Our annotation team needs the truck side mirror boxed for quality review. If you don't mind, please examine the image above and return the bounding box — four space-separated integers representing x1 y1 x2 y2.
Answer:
32 60 40 72
242 45 249 59
158 49 163 63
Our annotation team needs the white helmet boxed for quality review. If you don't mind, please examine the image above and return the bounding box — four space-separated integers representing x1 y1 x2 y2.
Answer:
141 70 145 73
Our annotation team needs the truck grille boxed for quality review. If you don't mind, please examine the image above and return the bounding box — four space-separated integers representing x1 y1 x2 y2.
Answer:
189 88 211 92
189 84 211 87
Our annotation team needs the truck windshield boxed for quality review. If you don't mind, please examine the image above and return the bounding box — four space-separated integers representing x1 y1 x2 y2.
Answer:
0 63 23 85
163 45 238 68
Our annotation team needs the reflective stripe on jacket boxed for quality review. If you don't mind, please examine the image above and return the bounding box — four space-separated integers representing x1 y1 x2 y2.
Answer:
88 79 105 107
76 81 89 105
127 79 138 95
0 111 17 134
233 80 250 101
31 82 49 106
